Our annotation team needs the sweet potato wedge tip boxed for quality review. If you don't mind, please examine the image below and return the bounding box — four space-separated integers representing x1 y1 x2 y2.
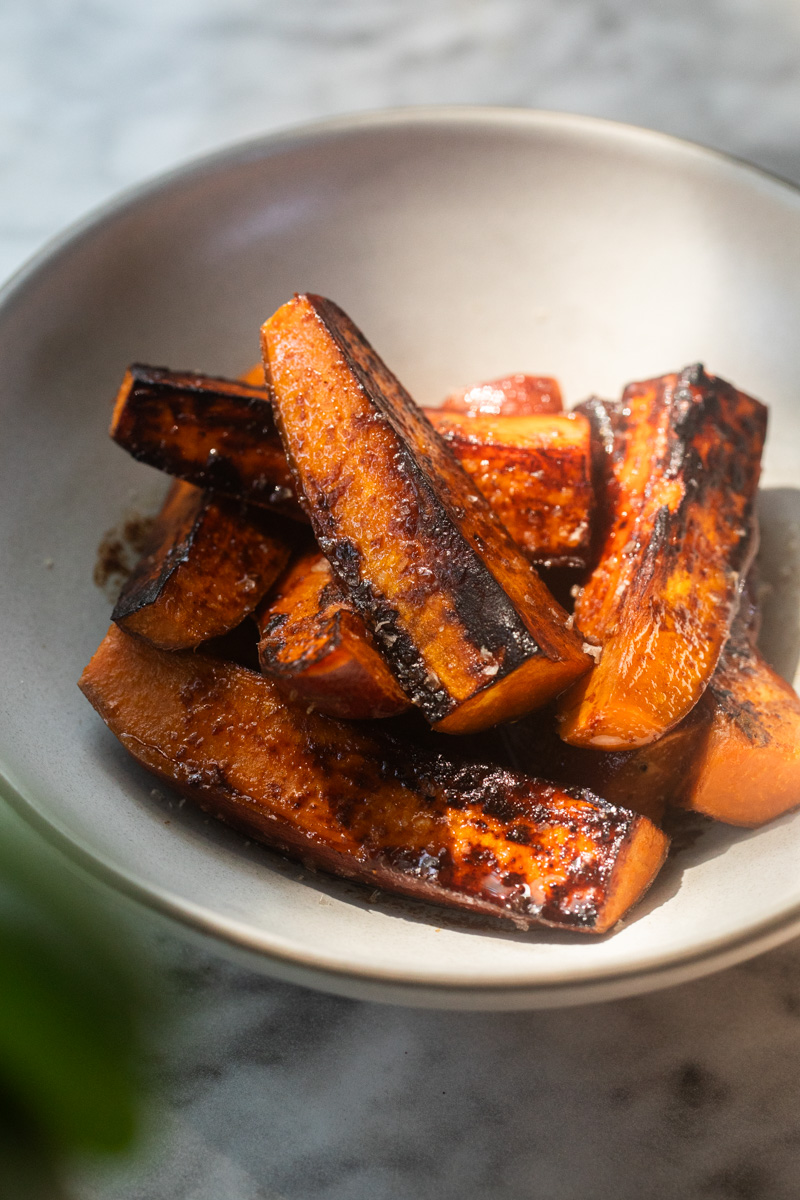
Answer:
425 409 594 567
678 638 800 828
262 294 591 734
256 549 411 719
442 374 563 416
110 364 299 514
112 480 292 650
79 626 669 933
559 364 767 749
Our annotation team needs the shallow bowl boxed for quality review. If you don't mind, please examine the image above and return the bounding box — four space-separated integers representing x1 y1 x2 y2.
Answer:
2 108 800 1008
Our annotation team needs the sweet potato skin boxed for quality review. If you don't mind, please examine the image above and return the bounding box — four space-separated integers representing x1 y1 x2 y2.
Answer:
256 549 411 719
79 626 668 933
425 410 593 567
110 365 299 514
442 374 563 416
262 294 591 734
112 480 292 649
559 365 767 748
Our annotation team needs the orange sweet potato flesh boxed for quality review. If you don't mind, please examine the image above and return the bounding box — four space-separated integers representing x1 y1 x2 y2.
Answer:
442 374 563 416
256 549 411 719
112 480 292 649
677 623 800 827
79 625 669 933
558 365 767 749
262 294 591 734
425 410 594 567
110 364 299 515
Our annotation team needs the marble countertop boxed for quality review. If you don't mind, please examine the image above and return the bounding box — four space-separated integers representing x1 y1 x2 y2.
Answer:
5 1 800 1197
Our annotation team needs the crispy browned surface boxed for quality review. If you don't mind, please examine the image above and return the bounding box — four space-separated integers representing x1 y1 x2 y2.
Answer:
256 549 411 719
442 374 563 416
112 480 292 649
502 706 708 824
110 364 299 514
262 295 591 734
425 410 593 567
80 626 668 933
678 629 800 827
559 365 767 748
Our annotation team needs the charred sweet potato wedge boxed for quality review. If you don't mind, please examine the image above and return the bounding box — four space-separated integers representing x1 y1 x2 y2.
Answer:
80 625 669 933
256 549 411 719
112 480 292 649
442 374 563 416
558 365 767 748
262 294 591 734
425 410 594 567
110 364 299 514
677 635 800 827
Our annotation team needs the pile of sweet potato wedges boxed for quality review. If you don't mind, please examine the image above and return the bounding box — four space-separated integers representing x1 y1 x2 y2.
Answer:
79 294 800 935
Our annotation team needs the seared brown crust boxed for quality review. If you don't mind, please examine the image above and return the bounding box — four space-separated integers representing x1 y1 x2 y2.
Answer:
262 294 591 734
256 549 411 719
425 410 594 567
110 364 299 515
112 480 292 649
441 374 564 416
559 365 767 748
79 626 669 933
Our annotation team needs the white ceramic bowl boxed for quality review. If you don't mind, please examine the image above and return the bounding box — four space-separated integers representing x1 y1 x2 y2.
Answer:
2 108 800 1008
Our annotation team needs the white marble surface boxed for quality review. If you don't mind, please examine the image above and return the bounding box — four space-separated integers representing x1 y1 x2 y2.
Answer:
5 1 800 1196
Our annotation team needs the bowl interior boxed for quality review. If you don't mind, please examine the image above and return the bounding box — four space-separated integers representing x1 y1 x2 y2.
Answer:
1 110 799 1005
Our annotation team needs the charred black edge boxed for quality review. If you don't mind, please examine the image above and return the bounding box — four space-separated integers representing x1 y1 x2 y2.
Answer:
659 365 765 606
112 491 297 625
289 295 556 723
257 605 346 676
111 485 209 622
127 364 271 404
115 366 304 515
574 395 622 574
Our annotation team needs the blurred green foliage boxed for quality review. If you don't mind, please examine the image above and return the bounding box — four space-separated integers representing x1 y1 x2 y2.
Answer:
0 800 159 1199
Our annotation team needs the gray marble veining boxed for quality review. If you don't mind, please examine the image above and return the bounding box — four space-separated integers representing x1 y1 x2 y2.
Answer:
5 1 800 1197
74 935 800 1200
5 0 800 286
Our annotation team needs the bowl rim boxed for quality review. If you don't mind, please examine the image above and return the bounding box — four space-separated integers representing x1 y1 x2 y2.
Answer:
3 104 800 1008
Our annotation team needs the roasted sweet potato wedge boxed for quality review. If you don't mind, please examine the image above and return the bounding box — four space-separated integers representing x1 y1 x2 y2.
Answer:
110 364 299 514
677 630 800 827
559 365 767 748
256 549 411 719
442 374 563 416
262 294 591 734
425 410 593 567
112 480 292 649
80 625 668 933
